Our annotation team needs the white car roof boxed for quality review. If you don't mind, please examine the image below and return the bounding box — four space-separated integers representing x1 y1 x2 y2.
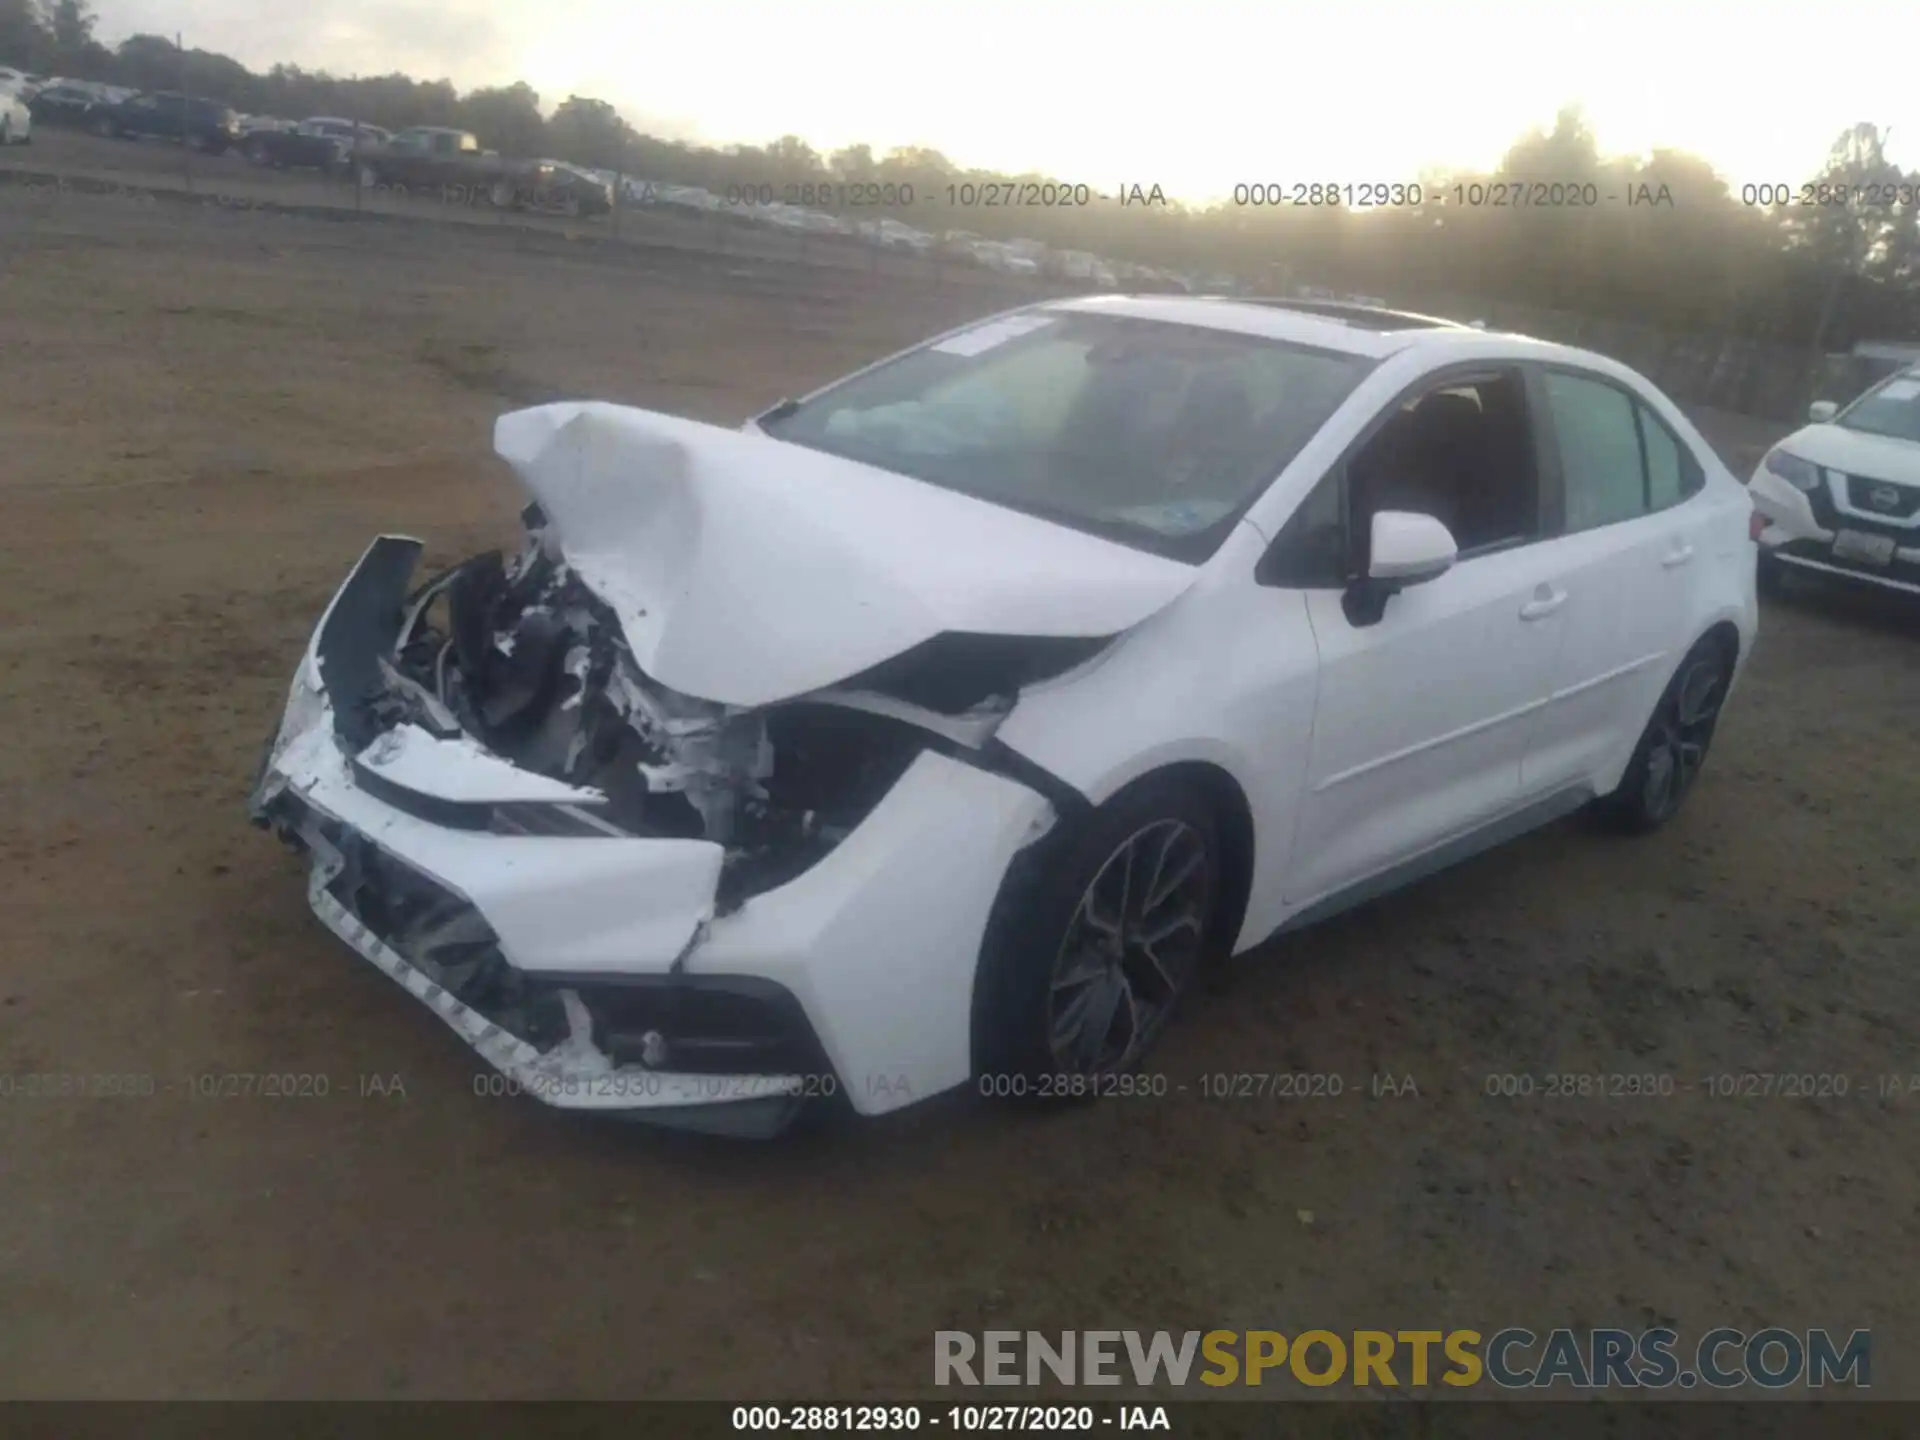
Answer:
1039 293 1621 372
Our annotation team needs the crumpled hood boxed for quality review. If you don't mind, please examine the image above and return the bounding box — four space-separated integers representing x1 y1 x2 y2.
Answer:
492 402 1200 707
1777 423 1920 484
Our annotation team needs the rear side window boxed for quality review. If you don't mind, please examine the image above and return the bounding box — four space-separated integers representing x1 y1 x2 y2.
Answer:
1639 403 1704 510
1543 371 1645 532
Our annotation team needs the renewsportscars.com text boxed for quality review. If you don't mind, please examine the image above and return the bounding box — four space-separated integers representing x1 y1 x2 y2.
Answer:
934 1328 1870 1390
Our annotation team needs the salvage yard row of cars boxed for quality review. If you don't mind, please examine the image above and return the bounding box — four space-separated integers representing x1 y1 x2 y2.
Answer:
249 296 1772 1138
616 182 1196 287
14 83 617 215
1 69 1196 282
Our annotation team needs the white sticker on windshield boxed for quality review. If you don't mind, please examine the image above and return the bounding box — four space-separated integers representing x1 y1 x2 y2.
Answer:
930 314 1057 357
1876 378 1920 402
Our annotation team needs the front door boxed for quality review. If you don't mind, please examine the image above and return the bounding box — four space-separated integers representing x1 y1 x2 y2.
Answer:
1284 366 1572 905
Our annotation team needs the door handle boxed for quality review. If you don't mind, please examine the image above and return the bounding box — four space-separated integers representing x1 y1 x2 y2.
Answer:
1519 585 1567 621
1661 542 1696 569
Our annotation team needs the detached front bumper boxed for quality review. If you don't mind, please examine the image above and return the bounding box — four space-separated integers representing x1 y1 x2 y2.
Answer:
252 538 1056 1133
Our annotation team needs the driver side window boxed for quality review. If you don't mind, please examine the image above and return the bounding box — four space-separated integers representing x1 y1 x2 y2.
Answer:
1348 370 1542 566
1261 367 1546 588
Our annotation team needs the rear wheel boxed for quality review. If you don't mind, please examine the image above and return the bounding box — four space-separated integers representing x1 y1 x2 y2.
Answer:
974 775 1222 1088
1593 637 1733 834
0 116 10 146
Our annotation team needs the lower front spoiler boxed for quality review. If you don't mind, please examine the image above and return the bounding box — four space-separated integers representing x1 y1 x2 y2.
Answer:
295 825 811 1139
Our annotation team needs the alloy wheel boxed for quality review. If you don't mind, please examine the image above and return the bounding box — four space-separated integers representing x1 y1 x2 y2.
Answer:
1046 819 1211 1074
1640 653 1726 823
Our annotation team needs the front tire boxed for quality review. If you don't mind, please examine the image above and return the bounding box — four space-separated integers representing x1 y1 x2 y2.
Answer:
973 775 1222 1088
1593 636 1733 834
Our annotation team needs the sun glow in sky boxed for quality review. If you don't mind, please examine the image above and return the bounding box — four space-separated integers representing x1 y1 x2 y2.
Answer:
94 0 1918 201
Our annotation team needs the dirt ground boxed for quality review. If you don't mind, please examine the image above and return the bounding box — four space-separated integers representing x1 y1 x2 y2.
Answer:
1 153 1916 1402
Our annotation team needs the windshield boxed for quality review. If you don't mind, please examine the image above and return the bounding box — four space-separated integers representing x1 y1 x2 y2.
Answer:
1836 370 1920 443
759 310 1374 560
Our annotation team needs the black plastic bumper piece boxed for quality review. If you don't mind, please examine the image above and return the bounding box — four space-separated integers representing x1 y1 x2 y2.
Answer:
317 536 424 751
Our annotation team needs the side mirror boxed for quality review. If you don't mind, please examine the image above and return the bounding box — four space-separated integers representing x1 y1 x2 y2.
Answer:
1808 400 1838 423
1344 510 1458 626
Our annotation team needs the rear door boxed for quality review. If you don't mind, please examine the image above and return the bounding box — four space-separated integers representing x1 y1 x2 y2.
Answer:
1518 365 1709 795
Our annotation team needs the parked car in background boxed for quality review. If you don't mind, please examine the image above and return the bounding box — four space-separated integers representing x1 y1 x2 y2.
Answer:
351 126 511 193
27 79 107 128
968 240 1040 276
647 183 728 216
858 217 935 254
0 78 31 145
939 228 985 259
91 91 241 153
0 67 44 99
518 160 614 216
795 207 853 236
1749 367 1920 599
1046 249 1104 282
235 115 287 141
245 117 388 172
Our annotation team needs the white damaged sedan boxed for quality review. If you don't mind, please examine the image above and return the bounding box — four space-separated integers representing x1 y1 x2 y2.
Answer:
251 297 1759 1135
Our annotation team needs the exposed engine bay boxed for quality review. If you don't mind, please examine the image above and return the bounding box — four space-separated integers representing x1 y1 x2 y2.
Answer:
376 505 1106 909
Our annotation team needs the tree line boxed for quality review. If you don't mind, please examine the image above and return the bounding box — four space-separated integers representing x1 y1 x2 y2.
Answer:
5 0 1915 350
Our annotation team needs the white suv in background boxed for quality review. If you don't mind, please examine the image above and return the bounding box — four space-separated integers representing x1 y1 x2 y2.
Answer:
251 297 1759 1135
1750 367 1920 598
